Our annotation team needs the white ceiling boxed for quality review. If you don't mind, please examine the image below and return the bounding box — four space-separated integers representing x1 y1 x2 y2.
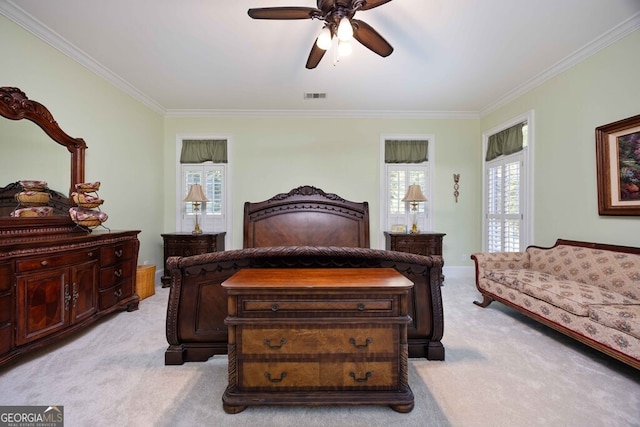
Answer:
2 0 640 117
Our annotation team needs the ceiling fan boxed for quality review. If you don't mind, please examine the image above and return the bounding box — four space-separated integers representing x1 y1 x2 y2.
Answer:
248 0 394 69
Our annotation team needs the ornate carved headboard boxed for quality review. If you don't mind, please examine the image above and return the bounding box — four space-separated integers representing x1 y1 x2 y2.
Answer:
243 185 370 248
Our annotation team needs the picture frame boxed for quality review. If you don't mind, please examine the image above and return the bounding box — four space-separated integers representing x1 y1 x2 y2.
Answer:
595 114 640 215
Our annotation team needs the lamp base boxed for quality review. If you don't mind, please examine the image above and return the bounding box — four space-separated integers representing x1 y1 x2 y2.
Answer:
409 223 420 234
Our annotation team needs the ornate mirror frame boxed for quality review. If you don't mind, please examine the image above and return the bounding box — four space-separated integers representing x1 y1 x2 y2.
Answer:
0 87 86 235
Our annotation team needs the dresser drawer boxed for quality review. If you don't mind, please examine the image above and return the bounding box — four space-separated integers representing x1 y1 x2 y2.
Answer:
240 361 395 390
0 263 11 292
98 279 133 310
240 297 397 316
240 326 396 356
16 249 97 273
0 295 11 323
100 242 135 267
99 261 135 289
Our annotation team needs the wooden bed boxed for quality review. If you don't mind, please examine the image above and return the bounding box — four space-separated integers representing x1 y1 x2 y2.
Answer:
165 186 445 364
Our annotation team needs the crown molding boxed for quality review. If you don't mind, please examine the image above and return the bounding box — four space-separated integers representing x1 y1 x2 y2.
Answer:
479 11 640 117
0 1 166 114
3 2 637 120
163 109 480 119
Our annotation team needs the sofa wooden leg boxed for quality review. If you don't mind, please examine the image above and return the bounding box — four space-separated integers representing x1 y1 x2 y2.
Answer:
473 294 494 308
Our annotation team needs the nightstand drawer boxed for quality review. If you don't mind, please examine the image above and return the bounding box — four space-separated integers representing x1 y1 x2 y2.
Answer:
240 326 396 356
240 361 395 390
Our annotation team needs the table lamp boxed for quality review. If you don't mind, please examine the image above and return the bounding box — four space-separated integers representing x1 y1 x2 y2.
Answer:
402 184 427 234
184 184 208 234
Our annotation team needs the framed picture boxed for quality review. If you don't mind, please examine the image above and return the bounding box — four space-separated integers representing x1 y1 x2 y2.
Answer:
595 114 640 215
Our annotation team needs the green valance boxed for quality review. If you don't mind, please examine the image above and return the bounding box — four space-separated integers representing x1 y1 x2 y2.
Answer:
385 140 428 163
486 123 524 161
180 139 227 164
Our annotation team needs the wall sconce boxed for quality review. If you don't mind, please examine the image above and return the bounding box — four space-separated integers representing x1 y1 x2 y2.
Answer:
402 184 427 234
184 184 208 234
453 174 460 203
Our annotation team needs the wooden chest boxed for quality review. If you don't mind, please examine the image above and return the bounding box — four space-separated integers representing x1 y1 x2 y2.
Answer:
221 268 414 414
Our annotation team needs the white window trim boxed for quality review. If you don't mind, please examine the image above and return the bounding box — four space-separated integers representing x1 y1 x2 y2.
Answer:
481 111 534 251
175 134 233 249
378 134 435 249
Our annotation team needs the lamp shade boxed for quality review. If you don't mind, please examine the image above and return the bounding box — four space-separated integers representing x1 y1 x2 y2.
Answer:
184 184 208 202
402 184 427 202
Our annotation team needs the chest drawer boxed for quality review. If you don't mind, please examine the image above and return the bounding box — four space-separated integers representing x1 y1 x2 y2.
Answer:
239 296 398 317
15 249 97 273
240 360 396 390
239 326 396 356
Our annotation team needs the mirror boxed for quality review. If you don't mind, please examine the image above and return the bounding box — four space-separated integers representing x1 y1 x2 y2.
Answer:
0 87 86 234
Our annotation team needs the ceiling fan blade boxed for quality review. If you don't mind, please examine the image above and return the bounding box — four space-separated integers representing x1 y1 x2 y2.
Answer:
248 7 320 20
352 19 393 57
306 43 327 69
360 0 394 11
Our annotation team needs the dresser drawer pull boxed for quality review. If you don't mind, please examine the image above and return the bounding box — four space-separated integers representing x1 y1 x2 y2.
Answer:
357 303 365 311
349 337 372 349
115 249 123 258
114 269 122 278
40 260 49 267
114 289 123 298
264 371 287 383
271 304 279 312
263 338 287 350
349 371 372 383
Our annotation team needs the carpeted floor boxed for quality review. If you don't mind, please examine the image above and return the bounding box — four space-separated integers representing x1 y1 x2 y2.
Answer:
1 273 638 427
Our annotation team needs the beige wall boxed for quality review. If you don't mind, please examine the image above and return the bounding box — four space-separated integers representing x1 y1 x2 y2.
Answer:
1 16 165 267
481 29 640 248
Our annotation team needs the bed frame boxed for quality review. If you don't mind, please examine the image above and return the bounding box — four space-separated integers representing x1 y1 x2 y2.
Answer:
165 186 445 364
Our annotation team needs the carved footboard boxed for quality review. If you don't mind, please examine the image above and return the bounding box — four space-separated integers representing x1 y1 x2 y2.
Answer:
165 246 444 364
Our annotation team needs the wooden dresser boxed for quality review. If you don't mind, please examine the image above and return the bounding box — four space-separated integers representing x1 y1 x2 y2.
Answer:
221 268 414 414
0 230 140 367
160 232 225 286
385 231 446 284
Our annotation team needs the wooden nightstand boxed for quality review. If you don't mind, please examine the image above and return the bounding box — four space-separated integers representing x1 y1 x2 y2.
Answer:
160 232 225 286
384 232 446 285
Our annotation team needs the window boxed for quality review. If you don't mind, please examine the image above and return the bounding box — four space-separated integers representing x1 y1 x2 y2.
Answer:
380 136 434 246
483 113 533 252
180 163 226 232
176 137 231 239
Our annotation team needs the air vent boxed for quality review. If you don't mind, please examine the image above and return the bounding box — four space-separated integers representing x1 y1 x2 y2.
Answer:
304 92 327 100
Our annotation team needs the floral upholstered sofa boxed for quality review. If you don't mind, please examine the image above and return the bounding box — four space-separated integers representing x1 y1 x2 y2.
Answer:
471 239 640 369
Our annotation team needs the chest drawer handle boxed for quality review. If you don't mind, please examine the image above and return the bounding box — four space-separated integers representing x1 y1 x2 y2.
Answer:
349 371 373 383
349 337 372 349
264 371 287 383
264 338 287 350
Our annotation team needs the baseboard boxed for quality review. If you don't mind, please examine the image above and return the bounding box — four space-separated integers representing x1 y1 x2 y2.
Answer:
442 266 474 279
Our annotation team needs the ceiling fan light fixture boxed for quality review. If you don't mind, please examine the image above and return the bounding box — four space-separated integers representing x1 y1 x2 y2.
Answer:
338 39 353 57
316 27 333 50
337 17 353 41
